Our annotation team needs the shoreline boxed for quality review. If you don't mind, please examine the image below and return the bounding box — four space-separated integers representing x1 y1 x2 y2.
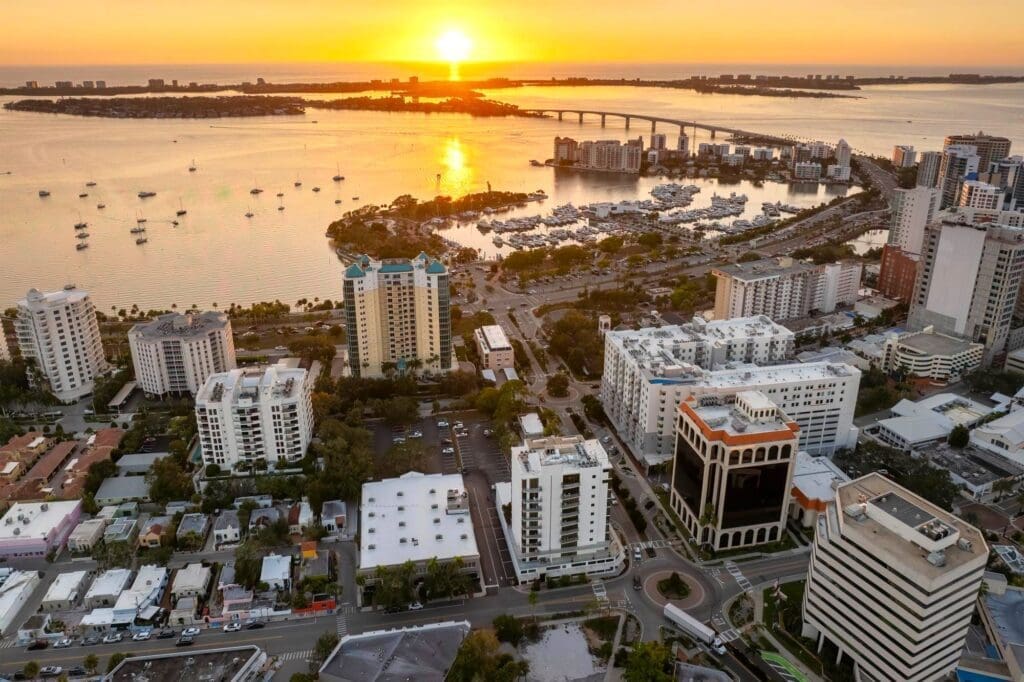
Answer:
3 73 1020 99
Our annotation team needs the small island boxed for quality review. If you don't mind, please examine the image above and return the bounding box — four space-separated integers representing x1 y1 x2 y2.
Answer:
3 95 306 118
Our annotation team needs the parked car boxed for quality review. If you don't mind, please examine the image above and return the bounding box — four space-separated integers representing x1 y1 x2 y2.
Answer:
437 420 449 428
67 667 87 677
81 635 100 646
408 601 423 611
39 667 63 678
26 640 48 651
483 429 493 437
600 436 613 445
453 422 464 429
156 629 176 639
224 622 242 632
245 620 265 630
53 637 73 648
441 447 455 455
131 630 151 641
182 627 201 637
176 636 195 647
392 436 406 444
633 547 642 562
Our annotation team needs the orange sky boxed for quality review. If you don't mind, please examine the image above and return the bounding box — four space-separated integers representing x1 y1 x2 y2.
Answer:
4 0 1023 67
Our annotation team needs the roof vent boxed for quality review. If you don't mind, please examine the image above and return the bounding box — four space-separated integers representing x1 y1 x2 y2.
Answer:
927 551 946 567
367 544 375 550
957 538 973 552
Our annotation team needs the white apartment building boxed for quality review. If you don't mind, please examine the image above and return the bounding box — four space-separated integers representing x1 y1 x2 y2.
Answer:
802 473 987 681
937 144 980 209
752 148 774 161
670 391 798 550
893 145 917 168
972 407 1024 466
917 150 942 188
498 436 622 582
826 164 851 182
888 186 940 254
909 211 1024 364
195 362 313 469
342 254 452 378
601 317 794 461
473 325 514 371
650 133 667 151
603 351 859 465
834 139 851 168
958 179 1002 210
128 311 236 397
577 138 644 173
677 133 689 154
792 162 821 180
882 326 984 383
713 257 860 322
14 286 109 402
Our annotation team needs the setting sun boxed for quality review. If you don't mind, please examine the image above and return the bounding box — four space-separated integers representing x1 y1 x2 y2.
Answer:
435 29 472 63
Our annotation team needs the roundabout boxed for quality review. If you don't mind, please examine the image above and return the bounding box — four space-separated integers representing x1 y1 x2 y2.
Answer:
643 568 705 610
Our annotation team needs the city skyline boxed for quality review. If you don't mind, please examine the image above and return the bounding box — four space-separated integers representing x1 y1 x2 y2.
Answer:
5 0 1024 67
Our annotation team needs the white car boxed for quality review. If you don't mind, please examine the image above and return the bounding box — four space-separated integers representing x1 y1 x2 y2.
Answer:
102 632 123 644
453 421 464 429
182 627 201 637
39 667 63 678
409 431 423 438
224 622 242 632
392 436 406 443
53 637 73 648
408 601 423 611
131 630 151 641
437 420 449 428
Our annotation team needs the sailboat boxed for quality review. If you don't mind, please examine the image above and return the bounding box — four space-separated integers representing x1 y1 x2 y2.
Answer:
74 213 88 229
176 198 187 216
188 159 197 172
294 175 302 188
245 206 254 218
332 163 344 182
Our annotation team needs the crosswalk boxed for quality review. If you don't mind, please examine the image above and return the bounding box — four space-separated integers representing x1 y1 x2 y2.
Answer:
0 639 17 649
278 649 313 662
724 560 753 592
336 612 348 637
710 613 741 642
631 540 671 551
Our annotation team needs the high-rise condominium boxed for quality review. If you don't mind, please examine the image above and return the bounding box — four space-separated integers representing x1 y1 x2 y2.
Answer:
14 286 109 402
195 363 313 469
128 311 236 397
944 132 1012 171
937 144 980 209
342 254 452 378
802 473 986 681
916 151 942 188
909 210 1024 364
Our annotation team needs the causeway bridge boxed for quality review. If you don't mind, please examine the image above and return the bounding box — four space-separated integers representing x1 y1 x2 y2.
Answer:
522 108 786 142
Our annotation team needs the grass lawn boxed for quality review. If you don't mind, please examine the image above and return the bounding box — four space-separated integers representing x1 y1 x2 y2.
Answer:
657 572 691 600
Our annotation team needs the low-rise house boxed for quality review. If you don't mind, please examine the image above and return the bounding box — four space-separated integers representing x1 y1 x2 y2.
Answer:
234 495 273 510
213 510 241 547
97 502 138 520
169 595 198 625
103 518 138 545
67 518 106 554
114 451 167 475
41 570 91 612
95 475 151 505
165 500 194 516
789 452 849 527
260 554 291 591
872 393 992 451
288 499 313 535
176 513 210 549
249 506 281 532
321 500 347 538
299 543 332 582
112 565 167 626
0 571 42 636
84 568 132 608
138 516 171 549
222 586 253 615
171 563 212 600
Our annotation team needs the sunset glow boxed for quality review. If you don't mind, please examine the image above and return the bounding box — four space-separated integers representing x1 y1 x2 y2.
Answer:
3 0 1022 67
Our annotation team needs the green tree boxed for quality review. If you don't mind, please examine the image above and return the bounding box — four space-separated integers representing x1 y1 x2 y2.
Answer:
448 630 530 682
377 440 426 479
146 456 194 504
492 614 524 646
546 373 570 398
234 540 262 589
372 560 416 609
84 459 117 496
23 661 40 679
623 641 673 682
107 652 129 673
948 424 969 448
313 632 340 665
83 654 99 674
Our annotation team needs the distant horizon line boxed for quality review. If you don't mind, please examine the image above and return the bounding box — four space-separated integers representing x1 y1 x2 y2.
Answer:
3 59 1024 70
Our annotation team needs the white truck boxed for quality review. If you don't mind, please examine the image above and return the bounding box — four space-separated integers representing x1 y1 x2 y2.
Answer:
663 603 726 655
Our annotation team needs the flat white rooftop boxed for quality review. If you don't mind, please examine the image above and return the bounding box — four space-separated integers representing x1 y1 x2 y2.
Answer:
360 472 479 571
85 568 132 599
478 325 512 351
0 501 80 542
792 452 849 504
516 436 610 473
196 362 306 404
701 361 858 388
42 570 89 603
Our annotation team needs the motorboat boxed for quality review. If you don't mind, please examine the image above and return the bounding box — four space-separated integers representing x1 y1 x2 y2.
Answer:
312 187 321 192
136 237 148 244
38 190 50 197
76 242 89 250
138 191 156 198
76 232 90 239
131 226 146 234
176 198 187 216
97 203 106 209
333 163 344 182
79 192 88 198
85 181 96 187
250 188 263 195
188 159 196 172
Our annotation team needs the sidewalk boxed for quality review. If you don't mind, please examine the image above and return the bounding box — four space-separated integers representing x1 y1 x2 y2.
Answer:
745 587 824 682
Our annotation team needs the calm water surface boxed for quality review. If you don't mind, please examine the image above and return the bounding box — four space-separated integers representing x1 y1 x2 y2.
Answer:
1 80 1021 310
